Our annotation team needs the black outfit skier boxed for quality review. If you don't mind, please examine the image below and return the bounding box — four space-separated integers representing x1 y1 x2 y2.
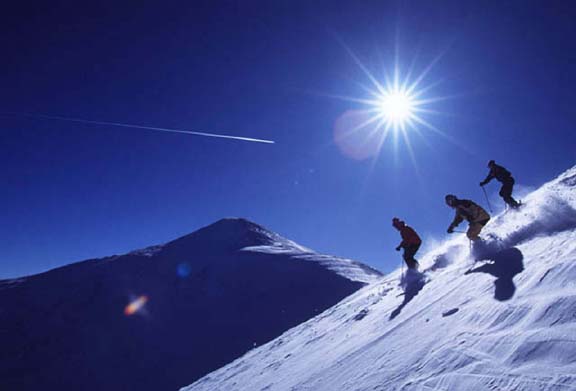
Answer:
392 218 422 270
480 160 520 209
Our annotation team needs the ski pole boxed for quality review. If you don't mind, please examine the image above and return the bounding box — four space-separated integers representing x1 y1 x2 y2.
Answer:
469 239 477 264
481 186 493 213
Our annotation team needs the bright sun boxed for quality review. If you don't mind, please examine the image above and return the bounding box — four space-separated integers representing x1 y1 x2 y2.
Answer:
378 89 414 125
331 45 450 162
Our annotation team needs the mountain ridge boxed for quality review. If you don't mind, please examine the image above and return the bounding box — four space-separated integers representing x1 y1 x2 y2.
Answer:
0 217 380 391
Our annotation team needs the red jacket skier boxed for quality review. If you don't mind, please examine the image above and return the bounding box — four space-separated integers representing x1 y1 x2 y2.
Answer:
392 218 422 270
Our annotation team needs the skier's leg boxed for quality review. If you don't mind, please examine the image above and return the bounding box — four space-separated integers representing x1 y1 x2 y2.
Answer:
467 223 483 241
508 178 519 207
412 243 421 270
501 179 519 208
499 184 509 203
402 250 412 268
403 246 418 269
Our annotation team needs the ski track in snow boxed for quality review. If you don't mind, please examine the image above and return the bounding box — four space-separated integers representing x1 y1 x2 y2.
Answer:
182 166 576 391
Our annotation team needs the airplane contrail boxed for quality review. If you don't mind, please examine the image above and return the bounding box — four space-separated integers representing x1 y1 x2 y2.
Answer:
2 112 275 144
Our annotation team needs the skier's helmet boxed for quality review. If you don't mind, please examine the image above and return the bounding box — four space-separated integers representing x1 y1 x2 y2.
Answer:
392 217 403 228
487 160 495 168
445 194 457 206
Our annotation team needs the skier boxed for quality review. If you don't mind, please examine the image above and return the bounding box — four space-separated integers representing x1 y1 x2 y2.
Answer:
392 217 422 270
445 195 490 241
480 160 520 209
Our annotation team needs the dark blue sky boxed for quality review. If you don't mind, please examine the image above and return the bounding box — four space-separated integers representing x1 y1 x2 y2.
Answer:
1 1 575 278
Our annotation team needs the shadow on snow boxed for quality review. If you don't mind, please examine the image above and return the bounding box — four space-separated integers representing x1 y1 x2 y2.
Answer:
390 271 426 320
465 247 524 301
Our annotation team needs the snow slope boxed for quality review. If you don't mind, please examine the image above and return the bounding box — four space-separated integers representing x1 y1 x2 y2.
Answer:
0 218 380 391
183 166 576 391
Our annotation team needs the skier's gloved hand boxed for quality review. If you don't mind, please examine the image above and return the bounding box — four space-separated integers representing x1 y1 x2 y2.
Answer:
395 246 401 251
447 226 454 234
479 181 485 186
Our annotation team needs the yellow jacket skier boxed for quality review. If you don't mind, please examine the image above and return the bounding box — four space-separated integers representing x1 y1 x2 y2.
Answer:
445 194 490 241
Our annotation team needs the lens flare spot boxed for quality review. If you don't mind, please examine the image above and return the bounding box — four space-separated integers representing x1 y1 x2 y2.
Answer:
177 262 192 278
124 295 148 316
334 110 382 160
330 42 448 162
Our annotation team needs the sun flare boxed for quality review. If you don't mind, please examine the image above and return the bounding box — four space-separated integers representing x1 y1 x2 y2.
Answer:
331 43 451 162
378 89 414 125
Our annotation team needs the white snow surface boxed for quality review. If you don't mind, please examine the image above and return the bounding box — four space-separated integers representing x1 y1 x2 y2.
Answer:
183 166 576 391
241 246 381 284
128 244 164 257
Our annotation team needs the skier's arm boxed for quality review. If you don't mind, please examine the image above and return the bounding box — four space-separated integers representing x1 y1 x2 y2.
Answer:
396 230 406 250
448 213 463 232
480 172 494 186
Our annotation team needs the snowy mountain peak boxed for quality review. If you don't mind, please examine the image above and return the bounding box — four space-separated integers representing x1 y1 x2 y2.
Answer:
164 217 381 283
167 217 307 253
203 217 267 233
